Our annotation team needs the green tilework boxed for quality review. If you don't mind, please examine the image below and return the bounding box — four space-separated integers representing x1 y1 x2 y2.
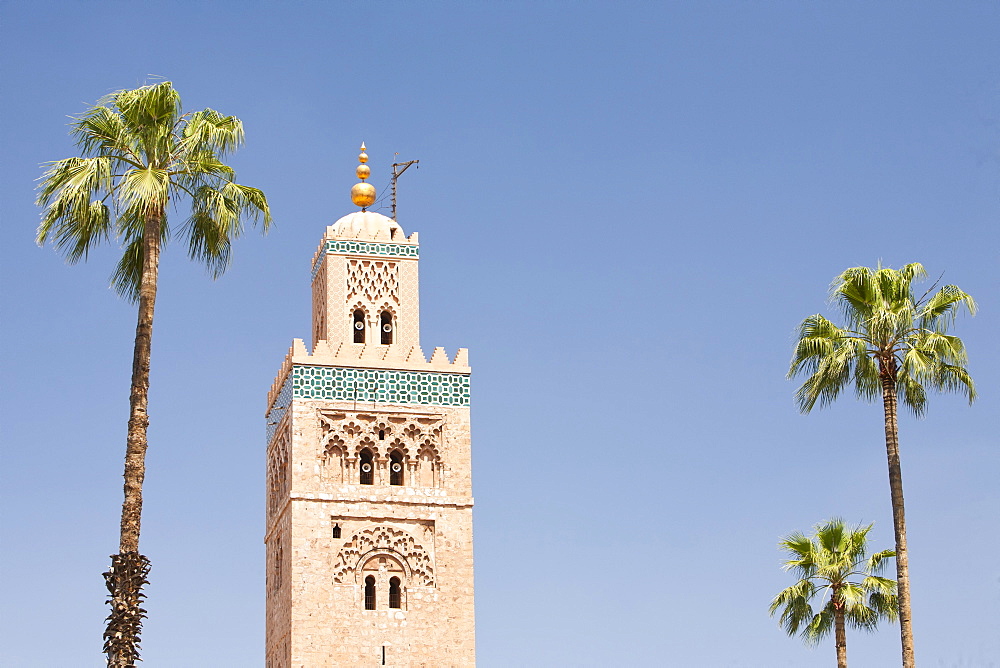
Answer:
291 365 470 406
311 240 419 279
326 240 419 258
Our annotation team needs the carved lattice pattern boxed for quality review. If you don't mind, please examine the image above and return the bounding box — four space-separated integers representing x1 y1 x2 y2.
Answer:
347 260 398 305
267 426 290 518
319 412 443 485
332 525 435 587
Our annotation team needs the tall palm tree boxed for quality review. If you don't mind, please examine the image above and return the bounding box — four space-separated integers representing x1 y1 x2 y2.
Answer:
36 81 271 668
788 263 976 668
770 519 899 668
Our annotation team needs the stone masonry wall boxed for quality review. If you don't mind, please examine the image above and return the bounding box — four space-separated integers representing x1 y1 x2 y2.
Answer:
266 400 475 667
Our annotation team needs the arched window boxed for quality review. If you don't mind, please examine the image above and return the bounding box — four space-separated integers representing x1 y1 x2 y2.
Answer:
353 309 366 344
389 576 402 609
389 450 404 486
364 575 376 610
380 311 393 345
359 448 374 485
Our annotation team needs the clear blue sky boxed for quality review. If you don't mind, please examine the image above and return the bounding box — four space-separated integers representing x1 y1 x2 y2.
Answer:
1 2 997 666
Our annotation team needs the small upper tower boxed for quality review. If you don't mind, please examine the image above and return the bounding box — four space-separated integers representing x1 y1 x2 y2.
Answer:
310 145 421 350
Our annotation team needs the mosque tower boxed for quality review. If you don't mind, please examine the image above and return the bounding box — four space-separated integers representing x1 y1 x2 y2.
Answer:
264 145 476 667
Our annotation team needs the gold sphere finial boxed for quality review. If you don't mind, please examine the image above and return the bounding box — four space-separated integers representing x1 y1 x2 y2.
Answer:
351 142 376 209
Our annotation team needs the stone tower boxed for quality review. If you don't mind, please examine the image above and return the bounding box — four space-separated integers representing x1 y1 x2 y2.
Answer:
264 147 475 667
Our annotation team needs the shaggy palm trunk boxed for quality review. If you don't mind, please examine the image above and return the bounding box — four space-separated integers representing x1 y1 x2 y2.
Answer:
103 208 161 668
834 603 848 668
881 362 915 668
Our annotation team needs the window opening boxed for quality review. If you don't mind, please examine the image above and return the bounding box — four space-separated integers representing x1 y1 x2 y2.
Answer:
378 429 385 440
365 575 376 610
389 576 402 609
359 449 374 485
390 451 404 486
353 309 365 343
332 523 341 539
380 311 393 345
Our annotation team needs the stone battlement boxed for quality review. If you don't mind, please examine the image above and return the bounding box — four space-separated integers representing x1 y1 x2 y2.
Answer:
267 339 470 411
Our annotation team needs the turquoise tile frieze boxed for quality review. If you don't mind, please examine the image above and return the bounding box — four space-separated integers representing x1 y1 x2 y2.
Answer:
311 240 419 279
293 365 470 406
327 240 419 258
267 364 469 443
266 376 293 444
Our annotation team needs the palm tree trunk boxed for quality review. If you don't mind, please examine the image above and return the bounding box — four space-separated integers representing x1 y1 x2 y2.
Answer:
881 369 916 668
103 207 161 668
834 605 848 668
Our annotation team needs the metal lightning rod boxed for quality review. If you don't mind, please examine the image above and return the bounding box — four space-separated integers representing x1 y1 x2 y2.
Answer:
390 157 420 221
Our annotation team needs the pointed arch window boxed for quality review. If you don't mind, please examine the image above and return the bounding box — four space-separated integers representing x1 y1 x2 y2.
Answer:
359 448 374 485
389 576 402 609
389 450 404 486
380 311 393 345
364 575 376 610
353 309 366 343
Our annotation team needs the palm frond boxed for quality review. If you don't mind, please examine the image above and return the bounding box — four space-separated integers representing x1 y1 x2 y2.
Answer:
110 237 145 302
118 167 170 211
801 607 835 645
919 284 977 330
39 81 270 305
181 109 244 156
36 157 116 261
795 262 976 417
73 106 141 166
772 519 898 647
865 550 896 575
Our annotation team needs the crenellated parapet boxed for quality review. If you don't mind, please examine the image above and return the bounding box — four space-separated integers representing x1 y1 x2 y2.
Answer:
266 338 471 427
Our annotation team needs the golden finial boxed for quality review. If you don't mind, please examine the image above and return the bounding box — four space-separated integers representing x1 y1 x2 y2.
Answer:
351 142 376 209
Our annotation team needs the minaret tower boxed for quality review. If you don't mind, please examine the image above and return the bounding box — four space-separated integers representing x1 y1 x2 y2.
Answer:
265 146 475 667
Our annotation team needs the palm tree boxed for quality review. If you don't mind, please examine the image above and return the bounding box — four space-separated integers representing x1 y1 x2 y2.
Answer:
770 519 899 668
788 263 976 668
36 81 271 668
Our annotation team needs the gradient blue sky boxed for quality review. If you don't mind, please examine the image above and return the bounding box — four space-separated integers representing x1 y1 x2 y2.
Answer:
1 2 998 666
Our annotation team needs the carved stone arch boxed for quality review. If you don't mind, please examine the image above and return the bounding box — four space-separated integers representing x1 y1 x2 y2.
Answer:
355 550 410 584
387 438 409 458
342 420 364 440
321 435 347 484
332 525 434 587
348 302 369 344
416 440 440 488
348 301 370 317
355 437 378 458
323 434 347 458
372 419 394 442
266 427 290 518
402 422 422 441
375 301 398 318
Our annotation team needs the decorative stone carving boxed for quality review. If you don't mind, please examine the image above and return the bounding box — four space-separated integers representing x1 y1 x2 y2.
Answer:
266 426 290 518
318 411 443 487
347 259 398 305
332 525 435 587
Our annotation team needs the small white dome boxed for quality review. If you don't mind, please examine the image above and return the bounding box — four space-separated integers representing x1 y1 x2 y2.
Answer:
331 211 405 240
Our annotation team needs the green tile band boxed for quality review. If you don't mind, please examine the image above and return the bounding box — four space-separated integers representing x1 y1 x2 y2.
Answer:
266 365 469 444
311 240 419 279
327 240 418 258
292 365 470 406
